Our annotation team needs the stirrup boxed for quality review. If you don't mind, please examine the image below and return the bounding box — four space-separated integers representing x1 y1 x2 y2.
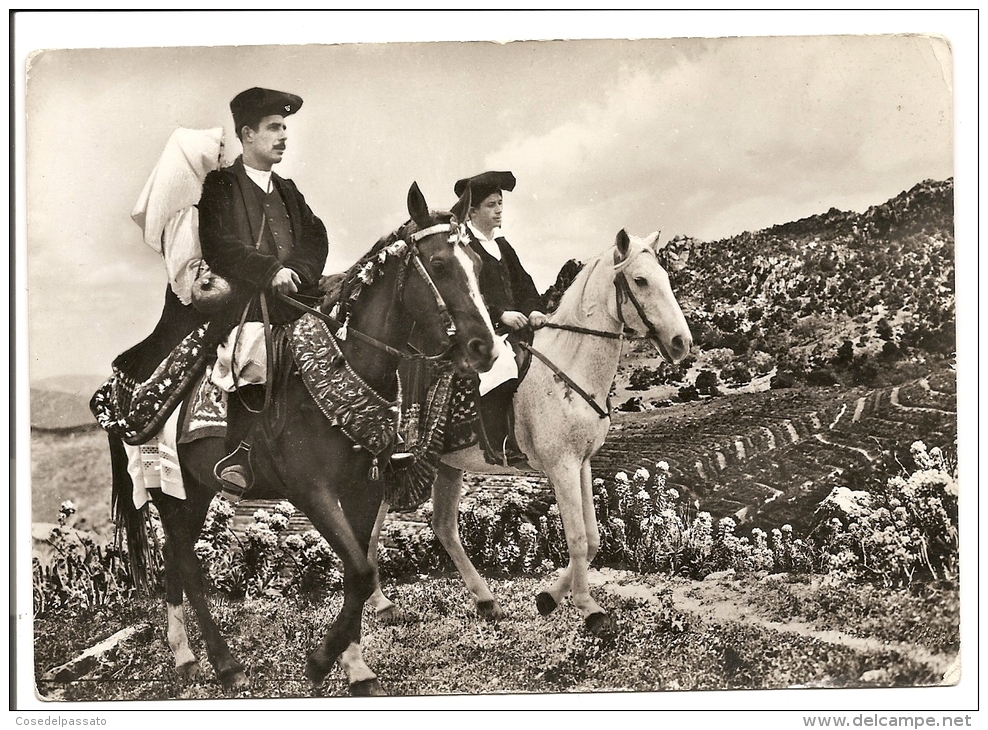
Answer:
389 451 415 470
214 442 253 502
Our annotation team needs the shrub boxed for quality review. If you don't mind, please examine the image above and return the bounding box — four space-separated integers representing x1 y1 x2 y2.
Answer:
677 384 700 402
705 348 737 369
720 363 753 387
747 350 776 376
34 442 958 610
815 441 958 587
32 501 148 616
695 370 721 396
805 368 839 386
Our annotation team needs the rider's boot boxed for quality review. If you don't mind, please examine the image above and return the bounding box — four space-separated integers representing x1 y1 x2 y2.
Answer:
215 441 253 502
478 380 526 467
215 385 263 501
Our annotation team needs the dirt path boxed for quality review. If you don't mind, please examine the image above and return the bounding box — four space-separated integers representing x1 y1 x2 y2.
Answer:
586 567 958 683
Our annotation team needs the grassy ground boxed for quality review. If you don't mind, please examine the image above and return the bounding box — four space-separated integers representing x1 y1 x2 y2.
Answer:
30 430 114 535
32 569 958 703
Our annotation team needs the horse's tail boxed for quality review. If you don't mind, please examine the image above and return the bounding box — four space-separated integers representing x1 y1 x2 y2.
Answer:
108 433 158 592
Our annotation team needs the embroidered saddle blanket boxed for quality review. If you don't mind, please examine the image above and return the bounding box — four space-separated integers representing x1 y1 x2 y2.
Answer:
289 312 401 456
90 324 211 445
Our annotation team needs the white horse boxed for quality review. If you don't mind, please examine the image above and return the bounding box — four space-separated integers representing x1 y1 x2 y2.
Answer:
368 229 693 631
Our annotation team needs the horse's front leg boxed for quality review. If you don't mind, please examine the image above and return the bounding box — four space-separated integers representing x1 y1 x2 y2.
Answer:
299 483 385 696
154 492 248 691
537 457 609 631
366 499 400 622
431 462 504 620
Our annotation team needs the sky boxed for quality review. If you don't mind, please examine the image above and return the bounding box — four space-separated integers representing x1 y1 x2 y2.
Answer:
17 12 963 386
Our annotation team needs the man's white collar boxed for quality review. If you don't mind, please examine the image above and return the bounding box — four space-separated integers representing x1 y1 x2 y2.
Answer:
243 163 273 192
467 222 502 242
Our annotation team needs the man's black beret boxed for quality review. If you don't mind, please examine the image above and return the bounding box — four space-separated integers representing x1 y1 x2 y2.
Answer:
230 87 303 131
453 171 517 204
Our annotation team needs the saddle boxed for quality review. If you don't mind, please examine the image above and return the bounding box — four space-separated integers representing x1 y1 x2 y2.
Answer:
397 331 533 492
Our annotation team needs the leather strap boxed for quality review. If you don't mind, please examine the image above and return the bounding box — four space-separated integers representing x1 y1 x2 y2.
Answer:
518 341 609 419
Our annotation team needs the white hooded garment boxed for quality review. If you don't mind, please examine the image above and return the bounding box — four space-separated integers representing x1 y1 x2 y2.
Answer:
131 127 226 305
125 127 227 507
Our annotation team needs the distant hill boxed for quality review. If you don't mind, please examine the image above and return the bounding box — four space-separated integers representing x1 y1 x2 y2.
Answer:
30 389 98 432
30 375 105 432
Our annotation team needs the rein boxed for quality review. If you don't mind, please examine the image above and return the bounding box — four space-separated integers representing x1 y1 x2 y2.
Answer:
276 221 465 362
541 322 624 339
276 293 453 363
518 340 610 419
615 273 663 340
514 266 665 420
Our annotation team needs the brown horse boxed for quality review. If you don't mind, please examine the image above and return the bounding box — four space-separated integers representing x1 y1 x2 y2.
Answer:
112 183 495 695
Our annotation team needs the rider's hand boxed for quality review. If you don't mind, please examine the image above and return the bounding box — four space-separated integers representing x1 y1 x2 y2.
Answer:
528 311 549 329
500 311 529 330
271 267 300 295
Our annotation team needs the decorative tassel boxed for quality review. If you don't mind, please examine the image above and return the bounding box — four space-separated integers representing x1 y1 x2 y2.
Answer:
337 317 349 341
369 457 380 481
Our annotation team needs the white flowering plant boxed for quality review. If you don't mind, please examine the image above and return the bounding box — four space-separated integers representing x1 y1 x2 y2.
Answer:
815 441 958 586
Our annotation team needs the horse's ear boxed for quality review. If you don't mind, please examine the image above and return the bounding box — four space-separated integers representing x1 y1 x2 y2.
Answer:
646 231 668 252
407 182 430 227
451 185 472 225
615 229 631 262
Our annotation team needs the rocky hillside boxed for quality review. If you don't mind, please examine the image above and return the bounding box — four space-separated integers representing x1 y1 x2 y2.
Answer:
544 178 955 389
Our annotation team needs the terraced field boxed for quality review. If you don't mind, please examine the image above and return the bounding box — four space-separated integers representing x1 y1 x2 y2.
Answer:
592 368 957 533
229 366 957 542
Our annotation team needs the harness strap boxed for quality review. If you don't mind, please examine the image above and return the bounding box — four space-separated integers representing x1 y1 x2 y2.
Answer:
616 275 661 339
275 292 454 362
518 341 609 419
410 253 457 337
541 321 624 340
260 291 274 413
410 223 452 242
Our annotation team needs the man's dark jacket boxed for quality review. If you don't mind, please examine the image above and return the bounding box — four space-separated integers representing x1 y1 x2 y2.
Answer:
465 228 543 330
198 156 328 325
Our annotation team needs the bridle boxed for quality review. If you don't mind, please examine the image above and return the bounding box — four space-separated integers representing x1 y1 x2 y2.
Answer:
277 219 464 362
518 253 669 420
613 268 665 342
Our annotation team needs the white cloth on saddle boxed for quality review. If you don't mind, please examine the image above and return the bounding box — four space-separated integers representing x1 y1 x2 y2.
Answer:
124 407 186 509
131 127 226 305
478 333 518 396
211 323 268 392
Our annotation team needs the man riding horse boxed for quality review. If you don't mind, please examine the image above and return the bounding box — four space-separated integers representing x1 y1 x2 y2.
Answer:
91 87 329 501
199 87 329 495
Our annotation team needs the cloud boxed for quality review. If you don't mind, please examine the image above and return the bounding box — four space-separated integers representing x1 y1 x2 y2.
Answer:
485 36 952 290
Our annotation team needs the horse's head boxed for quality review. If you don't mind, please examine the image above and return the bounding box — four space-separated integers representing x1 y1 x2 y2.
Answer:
400 182 497 374
612 229 693 363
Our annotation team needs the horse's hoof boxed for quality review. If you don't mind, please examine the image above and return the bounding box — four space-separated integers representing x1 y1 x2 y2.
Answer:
221 669 249 693
176 660 201 683
584 611 614 635
536 592 558 616
375 604 403 625
477 599 505 621
350 678 388 697
305 655 331 687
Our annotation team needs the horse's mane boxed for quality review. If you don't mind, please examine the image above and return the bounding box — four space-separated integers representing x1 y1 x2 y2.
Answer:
319 210 453 316
550 246 614 323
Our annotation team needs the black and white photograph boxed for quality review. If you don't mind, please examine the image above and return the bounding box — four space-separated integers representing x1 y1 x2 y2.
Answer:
13 10 978 721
